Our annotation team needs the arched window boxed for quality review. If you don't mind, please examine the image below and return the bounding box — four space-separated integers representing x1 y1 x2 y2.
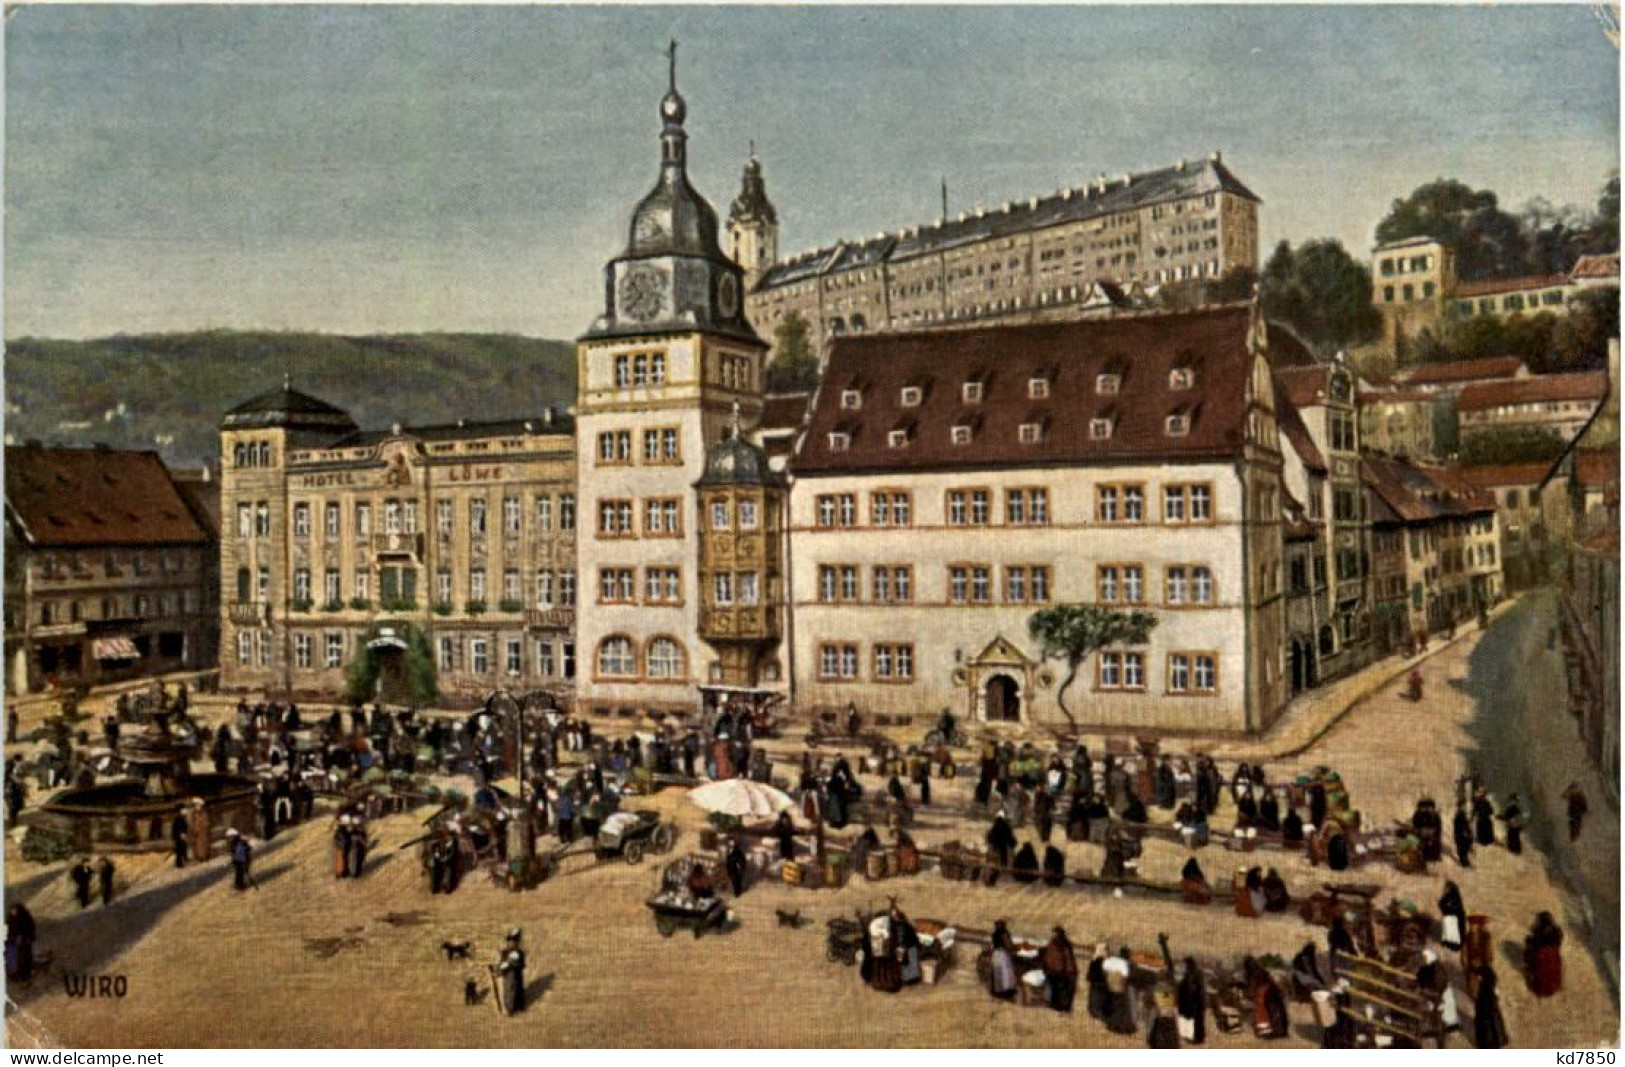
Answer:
258 442 272 467
645 636 685 679
828 316 846 336
233 444 247 468
597 635 636 677
236 567 251 602
850 313 867 332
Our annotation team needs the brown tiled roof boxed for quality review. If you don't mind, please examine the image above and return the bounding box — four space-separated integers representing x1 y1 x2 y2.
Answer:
1273 376 1326 473
1456 372 1608 413
1570 254 1620 282
759 393 812 433
1361 455 1494 525
1454 462 1556 489
1575 448 1620 488
1452 273 1571 299
1397 357 1526 387
171 470 222 538
792 305 1295 475
5 446 213 548
1276 365 1330 409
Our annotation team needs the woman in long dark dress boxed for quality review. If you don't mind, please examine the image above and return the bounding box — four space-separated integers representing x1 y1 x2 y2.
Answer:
1245 956 1290 1040
1039 926 1078 1012
1086 943 1110 1020
1176 957 1207 1045
1438 881 1467 952
1474 964 1510 1048
772 810 796 862
1525 911 1564 997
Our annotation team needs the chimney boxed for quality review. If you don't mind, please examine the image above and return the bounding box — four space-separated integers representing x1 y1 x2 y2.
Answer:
1096 174 1108 194
1210 149 1222 163
544 407 555 427
1176 158 1186 172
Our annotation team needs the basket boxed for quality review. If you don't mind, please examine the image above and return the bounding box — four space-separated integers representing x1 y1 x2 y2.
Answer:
865 850 887 880
783 861 803 886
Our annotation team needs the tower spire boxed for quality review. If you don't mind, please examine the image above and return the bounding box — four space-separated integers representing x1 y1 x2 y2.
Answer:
668 38 678 92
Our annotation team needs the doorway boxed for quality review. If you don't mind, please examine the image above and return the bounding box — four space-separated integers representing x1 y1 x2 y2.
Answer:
984 674 1020 723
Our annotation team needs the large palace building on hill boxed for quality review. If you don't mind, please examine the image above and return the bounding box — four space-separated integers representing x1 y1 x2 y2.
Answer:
216 58 1500 736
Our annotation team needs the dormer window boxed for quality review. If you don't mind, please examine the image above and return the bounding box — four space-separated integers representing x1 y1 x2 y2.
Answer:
888 428 911 449
951 425 973 446
827 431 851 452
1029 376 1051 399
1019 422 1044 444
1166 411 1191 437
1090 417 1114 440
962 380 984 403
1096 373 1121 395
840 389 862 410
900 386 923 407
1169 367 1195 391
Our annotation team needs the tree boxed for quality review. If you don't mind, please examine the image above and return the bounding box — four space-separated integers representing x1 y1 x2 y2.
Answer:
344 621 438 707
1376 179 1532 280
765 311 820 393
1456 426 1567 466
1027 605 1158 733
1551 287 1621 372
1580 173 1620 255
1259 239 1382 351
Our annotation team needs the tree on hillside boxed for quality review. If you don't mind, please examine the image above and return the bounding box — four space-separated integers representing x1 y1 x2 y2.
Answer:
1259 239 1382 351
1376 179 1531 280
1580 173 1621 256
765 311 820 393
1551 287 1622 373
1456 426 1568 466
1027 605 1158 734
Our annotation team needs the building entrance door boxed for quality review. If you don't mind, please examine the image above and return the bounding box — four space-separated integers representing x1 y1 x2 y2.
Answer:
985 674 1020 723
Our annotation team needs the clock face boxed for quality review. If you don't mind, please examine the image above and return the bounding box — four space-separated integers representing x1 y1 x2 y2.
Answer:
619 265 667 323
717 273 740 319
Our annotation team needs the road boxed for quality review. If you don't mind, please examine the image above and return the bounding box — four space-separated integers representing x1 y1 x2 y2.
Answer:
5 595 1617 1047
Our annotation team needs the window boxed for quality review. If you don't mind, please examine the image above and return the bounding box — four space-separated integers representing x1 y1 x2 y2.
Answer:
840 388 863 410
1090 417 1114 440
1334 489 1359 522
962 379 984 403
436 500 453 538
1019 421 1045 444
644 498 682 537
294 633 311 670
646 637 685 679
325 633 344 669
1166 565 1213 605
737 499 759 529
469 499 486 536
713 573 735 606
1169 367 1195 390
1330 414 1356 452
736 572 759 605
869 491 911 527
503 568 522 602
470 568 487 602
1098 484 1143 523
355 503 371 537
237 504 253 538
1095 373 1120 395
900 386 923 407
326 502 342 538
1098 651 1145 690
293 504 311 538
642 567 680 605
598 499 634 537
1029 375 1050 399
536 641 556 677
438 570 454 606
711 499 730 530
814 494 856 528
294 568 311 603
470 638 489 675
827 432 851 452
560 495 576 531
1006 488 1049 526
597 636 637 677
818 643 859 680
599 568 636 603
384 499 402 534
873 644 914 681
644 427 681 464
1165 413 1190 437
950 425 973 446
1098 564 1144 604
871 565 913 603
888 427 911 449
325 569 342 605
255 502 271 537
559 571 576 608
237 632 253 665
503 497 522 535
598 431 633 465
1005 565 1051 603
535 496 553 532
535 570 554 609
969 565 991 603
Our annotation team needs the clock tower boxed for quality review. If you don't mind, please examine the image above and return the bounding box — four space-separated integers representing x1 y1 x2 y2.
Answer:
575 43 771 720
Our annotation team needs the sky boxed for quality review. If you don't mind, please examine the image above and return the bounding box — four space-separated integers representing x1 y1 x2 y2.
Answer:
5 4 1619 340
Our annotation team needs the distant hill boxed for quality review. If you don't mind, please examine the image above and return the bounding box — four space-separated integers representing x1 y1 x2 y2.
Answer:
4 331 577 467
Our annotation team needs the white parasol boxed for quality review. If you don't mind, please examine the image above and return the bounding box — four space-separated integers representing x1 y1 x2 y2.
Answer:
687 779 794 819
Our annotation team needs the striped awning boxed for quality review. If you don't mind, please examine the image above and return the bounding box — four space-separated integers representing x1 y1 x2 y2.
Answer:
92 636 140 661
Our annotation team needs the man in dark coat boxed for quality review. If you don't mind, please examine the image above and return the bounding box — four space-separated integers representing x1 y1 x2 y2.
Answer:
171 812 190 869
1473 964 1509 1048
985 814 1015 884
724 838 748 897
1472 790 1496 846
1563 783 1589 842
1033 789 1055 842
1176 957 1207 1045
229 830 253 891
1499 794 1525 854
97 856 116 907
69 858 94 909
1453 805 1474 867
6 903 36 982
496 929 527 1014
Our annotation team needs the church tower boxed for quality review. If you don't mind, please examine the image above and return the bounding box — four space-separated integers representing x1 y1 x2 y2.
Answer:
574 43 770 720
727 148 778 288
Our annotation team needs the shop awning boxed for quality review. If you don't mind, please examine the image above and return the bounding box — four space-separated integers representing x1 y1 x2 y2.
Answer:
93 636 140 661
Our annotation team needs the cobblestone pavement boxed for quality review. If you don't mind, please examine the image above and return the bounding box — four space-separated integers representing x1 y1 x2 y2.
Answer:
4 597 1617 1047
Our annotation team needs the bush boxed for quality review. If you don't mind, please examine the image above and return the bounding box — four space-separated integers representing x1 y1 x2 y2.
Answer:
465 601 487 616
20 826 73 864
349 598 373 612
433 602 453 617
498 599 525 613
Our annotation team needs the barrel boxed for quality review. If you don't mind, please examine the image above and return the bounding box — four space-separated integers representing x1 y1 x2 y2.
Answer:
783 860 802 887
865 849 887 880
824 851 848 888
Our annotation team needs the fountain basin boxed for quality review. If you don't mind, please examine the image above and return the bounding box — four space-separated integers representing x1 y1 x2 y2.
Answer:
37 774 258 853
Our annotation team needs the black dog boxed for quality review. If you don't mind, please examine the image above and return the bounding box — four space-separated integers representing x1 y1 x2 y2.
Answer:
774 908 806 929
463 978 481 1005
441 940 472 960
